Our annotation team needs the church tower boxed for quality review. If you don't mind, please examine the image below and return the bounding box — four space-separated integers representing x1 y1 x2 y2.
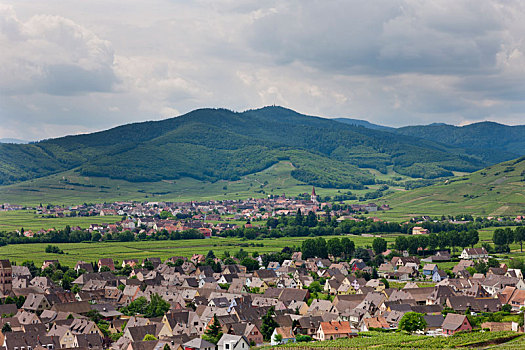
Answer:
311 186 318 203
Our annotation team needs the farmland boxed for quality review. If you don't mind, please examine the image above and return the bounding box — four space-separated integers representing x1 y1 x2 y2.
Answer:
0 210 121 232
0 234 401 267
0 161 406 207
378 157 525 218
271 331 522 349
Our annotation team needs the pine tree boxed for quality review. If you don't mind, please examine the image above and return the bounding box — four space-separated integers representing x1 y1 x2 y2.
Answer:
203 314 223 344
261 306 278 341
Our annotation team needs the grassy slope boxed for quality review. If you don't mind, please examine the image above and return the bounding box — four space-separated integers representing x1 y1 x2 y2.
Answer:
375 157 525 218
0 161 403 206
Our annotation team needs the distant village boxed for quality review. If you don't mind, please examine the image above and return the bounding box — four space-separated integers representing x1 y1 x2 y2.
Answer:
1 189 392 238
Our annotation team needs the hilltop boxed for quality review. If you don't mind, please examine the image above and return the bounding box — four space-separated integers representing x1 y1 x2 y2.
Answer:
395 122 525 163
0 107 489 189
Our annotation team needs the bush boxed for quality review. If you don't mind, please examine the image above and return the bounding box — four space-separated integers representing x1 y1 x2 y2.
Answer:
45 245 64 254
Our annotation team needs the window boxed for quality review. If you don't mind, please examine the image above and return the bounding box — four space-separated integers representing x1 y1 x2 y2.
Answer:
225 344 230 350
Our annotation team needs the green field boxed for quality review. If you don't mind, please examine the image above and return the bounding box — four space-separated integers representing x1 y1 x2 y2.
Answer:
0 161 407 207
0 211 121 232
0 234 402 267
271 331 522 349
0 162 332 206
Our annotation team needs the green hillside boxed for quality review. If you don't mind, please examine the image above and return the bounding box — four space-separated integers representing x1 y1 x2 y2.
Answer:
0 107 489 190
395 121 525 164
378 156 525 217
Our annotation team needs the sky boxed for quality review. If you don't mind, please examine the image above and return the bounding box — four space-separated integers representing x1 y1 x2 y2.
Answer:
1 0 525 140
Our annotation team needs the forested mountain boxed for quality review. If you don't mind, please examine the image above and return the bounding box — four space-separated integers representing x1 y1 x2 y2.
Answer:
0 107 508 188
0 138 29 144
395 122 525 163
332 118 394 131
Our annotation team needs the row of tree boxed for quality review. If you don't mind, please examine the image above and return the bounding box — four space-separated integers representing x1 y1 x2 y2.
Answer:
301 237 355 259
394 230 479 254
493 227 525 252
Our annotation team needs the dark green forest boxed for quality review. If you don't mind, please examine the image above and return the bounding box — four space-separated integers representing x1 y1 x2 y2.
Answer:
0 106 513 188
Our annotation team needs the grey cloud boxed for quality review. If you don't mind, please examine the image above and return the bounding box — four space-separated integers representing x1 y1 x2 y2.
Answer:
1 0 525 140
39 64 118 96
246 0 507 75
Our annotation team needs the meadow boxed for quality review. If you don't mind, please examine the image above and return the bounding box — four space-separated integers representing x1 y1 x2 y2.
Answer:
0 210 121 232
0 161 408 208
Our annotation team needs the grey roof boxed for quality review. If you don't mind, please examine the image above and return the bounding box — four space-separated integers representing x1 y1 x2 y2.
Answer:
424 314 444 328
183 338 216 348
442 313 468 331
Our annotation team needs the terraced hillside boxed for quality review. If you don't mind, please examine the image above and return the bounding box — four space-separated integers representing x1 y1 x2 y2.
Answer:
379 156 525 217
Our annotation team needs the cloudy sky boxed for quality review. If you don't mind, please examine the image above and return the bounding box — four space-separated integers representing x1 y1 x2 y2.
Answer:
1 0 525 140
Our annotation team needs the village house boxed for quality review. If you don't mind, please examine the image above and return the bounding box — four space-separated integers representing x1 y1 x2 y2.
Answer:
315 321 356 341
442 313 472 335
460 248 488 260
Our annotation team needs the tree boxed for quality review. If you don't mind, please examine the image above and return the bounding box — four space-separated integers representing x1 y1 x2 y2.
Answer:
340 237 355 259
274 333 283 344
301 239 317 259
234 248 248 260
327 238 343 258
261 306 278 341
143 260 155 270
493 228 513 252
501 304 512 313
407 237 420 255
467 229 479 248
206 250 216 259
61 275 72 290
145 294 171 318
2 322 11 333
203 314 223 344
355 247 370 262
294 209 303 226
99 265 111 272
307 281 322 294
395 236 408 252
143 334 157 341
91 232 102 242
515 227 525 252
240 258 259 272
305 211 317 227
121 294 170 318
372 237 387 255
86 309 103 323
428 233 439 251
315 237 328 259
398 312 427 333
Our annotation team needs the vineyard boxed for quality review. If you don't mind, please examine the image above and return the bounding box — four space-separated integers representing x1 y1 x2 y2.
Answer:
270 331 523 349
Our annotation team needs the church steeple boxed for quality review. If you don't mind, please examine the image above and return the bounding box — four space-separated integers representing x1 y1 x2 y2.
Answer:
311 186 317 203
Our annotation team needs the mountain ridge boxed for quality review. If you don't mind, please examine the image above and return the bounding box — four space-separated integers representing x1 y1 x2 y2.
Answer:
0 106 517 189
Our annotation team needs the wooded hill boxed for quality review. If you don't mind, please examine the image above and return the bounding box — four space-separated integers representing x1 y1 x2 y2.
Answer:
0 107 514 189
